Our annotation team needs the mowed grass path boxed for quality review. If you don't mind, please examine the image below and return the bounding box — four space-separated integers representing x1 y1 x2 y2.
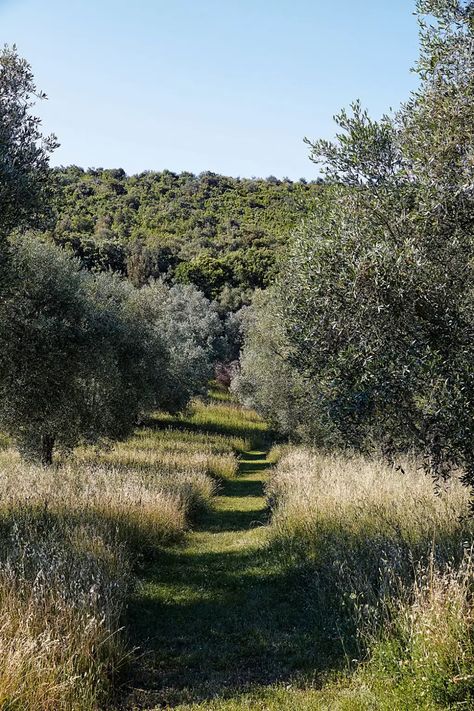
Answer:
121 395 335 710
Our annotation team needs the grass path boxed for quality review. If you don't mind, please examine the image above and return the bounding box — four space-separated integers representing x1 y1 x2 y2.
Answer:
121 401 337 710
125 449 270 707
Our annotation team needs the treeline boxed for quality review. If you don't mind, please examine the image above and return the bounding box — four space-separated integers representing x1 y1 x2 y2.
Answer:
0 46 227 464
234 0 474 490
50 167 322 307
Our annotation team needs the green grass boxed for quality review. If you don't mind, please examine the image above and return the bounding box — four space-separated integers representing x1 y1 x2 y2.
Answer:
149 397 270 453
117 395 474 710
119 398 347 710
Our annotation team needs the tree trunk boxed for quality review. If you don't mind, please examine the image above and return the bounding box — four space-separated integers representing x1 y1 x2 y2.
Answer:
41 434 55 466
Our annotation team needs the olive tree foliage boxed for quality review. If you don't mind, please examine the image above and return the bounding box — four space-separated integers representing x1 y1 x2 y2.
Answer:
79 272 169 439
135 281 224 412
0 45 57 241
275 0 474 486
231 290 339 444
0 238 168 464
0 47 223 464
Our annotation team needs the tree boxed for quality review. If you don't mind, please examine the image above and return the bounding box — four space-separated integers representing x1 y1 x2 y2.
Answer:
0 45 57 241
0 238 97 462
81 270 169 444
232 290 338 444
263 0 474 488
135 280 223 412
0 238 168 463
174 254 234 300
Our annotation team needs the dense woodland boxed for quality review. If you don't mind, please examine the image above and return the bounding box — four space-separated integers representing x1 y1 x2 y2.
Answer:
1 0 474 708
50 167 322 306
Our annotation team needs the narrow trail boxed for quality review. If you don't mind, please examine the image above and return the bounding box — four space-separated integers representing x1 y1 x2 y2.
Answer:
123 441 323 710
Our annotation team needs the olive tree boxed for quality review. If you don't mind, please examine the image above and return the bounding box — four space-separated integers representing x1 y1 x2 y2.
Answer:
135 280 223 412
79 271 169 443
231 289 338 444
0 45 57 240
0 238 167 463
277 0 474 485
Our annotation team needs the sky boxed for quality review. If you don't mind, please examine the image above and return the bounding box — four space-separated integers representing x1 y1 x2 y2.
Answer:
0 0 420 179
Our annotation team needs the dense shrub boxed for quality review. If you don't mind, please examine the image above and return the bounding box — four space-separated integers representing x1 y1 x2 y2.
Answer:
52 168 322 306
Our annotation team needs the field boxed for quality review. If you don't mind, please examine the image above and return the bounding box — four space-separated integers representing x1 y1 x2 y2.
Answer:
0 393 242 709
0 392 472 709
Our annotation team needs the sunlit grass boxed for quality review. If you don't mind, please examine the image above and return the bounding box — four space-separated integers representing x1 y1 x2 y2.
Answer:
266 448 474 709
151 397 270 452
0 395 246 709
0 446 217 709
7 394 470 709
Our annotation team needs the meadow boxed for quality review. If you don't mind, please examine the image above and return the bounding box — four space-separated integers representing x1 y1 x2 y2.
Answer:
263 450 474 710
0 391 472 709
0 395 246 710
0 3 472 708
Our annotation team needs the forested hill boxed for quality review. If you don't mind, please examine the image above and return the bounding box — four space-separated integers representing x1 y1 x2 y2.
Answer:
51 167 322 307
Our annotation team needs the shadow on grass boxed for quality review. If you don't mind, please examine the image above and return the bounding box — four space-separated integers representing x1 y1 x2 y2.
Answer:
119 409 332 708
238 458 272 475
124 540 341 709
145 415 271 452
219 478 265 499
122 468 341 709
196 506 268 533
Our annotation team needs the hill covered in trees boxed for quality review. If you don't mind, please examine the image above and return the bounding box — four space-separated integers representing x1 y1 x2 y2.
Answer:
51 167 322 306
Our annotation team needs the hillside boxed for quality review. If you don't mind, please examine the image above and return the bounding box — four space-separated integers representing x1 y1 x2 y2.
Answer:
50 168 322 305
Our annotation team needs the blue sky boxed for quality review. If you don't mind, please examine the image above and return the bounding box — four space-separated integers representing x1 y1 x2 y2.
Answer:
1 0 420 178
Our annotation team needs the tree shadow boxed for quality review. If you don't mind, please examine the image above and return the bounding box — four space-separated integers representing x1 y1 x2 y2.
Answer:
121 461 344 710
196 507 268 533
146 416 271 451
123 541 342 709
219 478 265 499
119 420 336 708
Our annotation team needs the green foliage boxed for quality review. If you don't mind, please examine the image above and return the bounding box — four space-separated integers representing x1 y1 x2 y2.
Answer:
241 0 474 491
232 290 337 444
51 167 321 307
175 254 234 300
0 238 168 463
0 236 225 463
175 248 276 301
134 280 224 412
0 45 57 240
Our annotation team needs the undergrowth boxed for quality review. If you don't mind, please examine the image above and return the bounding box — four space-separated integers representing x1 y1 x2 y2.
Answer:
266 449 474 709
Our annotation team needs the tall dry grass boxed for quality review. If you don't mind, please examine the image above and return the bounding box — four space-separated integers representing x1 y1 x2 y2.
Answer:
0 432 219 710
267 449 474 705
76 430 238 481
268 449 470 568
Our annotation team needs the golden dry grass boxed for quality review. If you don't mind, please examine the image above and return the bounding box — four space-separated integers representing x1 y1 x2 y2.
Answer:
267 449 470 561
266 448 474 709
0 407 224 710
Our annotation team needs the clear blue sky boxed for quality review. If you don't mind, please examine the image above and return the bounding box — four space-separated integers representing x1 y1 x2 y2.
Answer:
1 0 420 178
